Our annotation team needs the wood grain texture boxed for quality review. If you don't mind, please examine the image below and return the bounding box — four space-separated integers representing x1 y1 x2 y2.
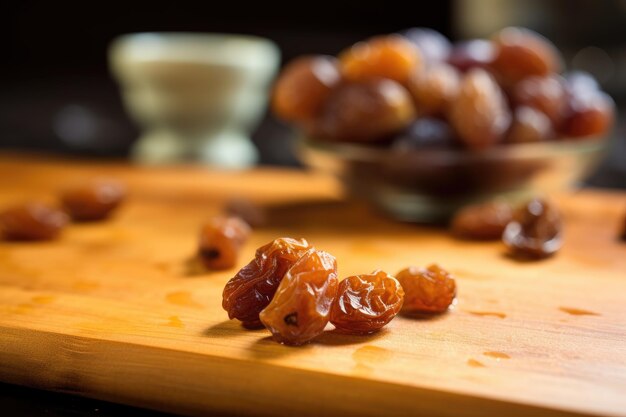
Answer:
1 154 625 417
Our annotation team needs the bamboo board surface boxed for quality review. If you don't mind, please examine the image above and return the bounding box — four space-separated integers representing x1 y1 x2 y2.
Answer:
0 154 625 417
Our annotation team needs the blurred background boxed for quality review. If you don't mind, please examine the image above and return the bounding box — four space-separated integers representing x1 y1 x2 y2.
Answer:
1 0 625 186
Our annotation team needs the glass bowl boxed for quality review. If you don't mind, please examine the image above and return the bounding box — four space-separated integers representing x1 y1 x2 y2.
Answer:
298 137 608 222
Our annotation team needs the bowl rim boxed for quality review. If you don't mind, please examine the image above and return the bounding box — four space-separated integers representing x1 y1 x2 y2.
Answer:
300 136 609 164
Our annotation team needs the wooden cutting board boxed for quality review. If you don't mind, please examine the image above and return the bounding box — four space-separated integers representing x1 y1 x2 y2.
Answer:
1 154 625 417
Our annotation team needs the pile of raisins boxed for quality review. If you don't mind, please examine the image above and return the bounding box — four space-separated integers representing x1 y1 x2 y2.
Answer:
450 198 563 259
0 179 126 241
272 27 614 148
223 237 457 345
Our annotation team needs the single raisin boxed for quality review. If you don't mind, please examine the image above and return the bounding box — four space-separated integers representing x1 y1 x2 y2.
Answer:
391 117 457 150
450 201 513 240
512 76 567 127
407 63 460 116
503 198 562 259
506 106 553 144
272 55 341 123
222 237 311 328
564 71 599 95
320 79 415 142
259 249 338 345
560 90 615 138
339 35 422 84
449 69 511 150
60 179 126 221
491 27 562 86
330 270 404 334
223 197 266 228
447 39 495 73
198 216 251 270
400 28 451 65
0 202 68 241
396 264 457 314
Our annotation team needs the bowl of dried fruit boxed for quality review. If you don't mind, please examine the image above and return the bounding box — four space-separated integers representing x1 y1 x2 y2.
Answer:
272 27 614 222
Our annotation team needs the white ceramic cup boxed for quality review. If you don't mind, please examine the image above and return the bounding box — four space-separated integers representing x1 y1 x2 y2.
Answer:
109 33 280 167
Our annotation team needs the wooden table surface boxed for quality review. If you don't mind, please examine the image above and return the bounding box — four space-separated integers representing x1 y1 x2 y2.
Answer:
0 154 625 417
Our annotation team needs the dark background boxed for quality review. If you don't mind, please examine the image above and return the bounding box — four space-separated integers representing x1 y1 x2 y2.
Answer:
1 1 625 415
1 0 624 187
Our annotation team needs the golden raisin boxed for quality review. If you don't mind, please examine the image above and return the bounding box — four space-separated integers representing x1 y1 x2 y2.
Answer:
396 264 457 314
407 63 460 116
506 106 553 144
0 202 68 241
447 39 495 72
512 76 567 128
503 198 562 259
320 79 415 142
272 55 341 123
560 91 615 138
491 27 562 86
198 216 251 270
449 69 511 150
339 35 422 84
259 249 338 345
330 270 404 334
60 179 126 221
450 201 513 240
222 237 311 328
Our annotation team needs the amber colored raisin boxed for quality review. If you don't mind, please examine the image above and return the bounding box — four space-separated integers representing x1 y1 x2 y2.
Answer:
60 179 126 221
259 249 338 345
491 27 562 86
339 35 422 84
320 79 415 142
330 270 404 334
449 69 511 150
512 76 567 127
223 198 266 228
272 56 341 123
503 198 562 259
447 39 495 73
450 201 513 240
560 91 615 138
506 106 553 144
222 237 311 328
0 202 68 241
396 264 457 314
198 216 251 270
407 63 460 116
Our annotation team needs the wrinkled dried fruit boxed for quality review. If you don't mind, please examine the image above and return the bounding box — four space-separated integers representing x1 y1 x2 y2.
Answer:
223 198 266 228
222 237 311 328
259 249 338 345
503 198 562 259
392 117 457 150
396 264 457 313
339 35 422 84
320 79 415 142
450 201 513 240
272 55 341 123
60 179 125 221
561 90 615 138
564 71 599 95
512 76 567 127
198 216 251 270
447 39 495 72
491 27 562 86
330 270 404 334
401 27 451 64
449 69 511 149
506 106 553 144
408 64 460 116
0 202 68 241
